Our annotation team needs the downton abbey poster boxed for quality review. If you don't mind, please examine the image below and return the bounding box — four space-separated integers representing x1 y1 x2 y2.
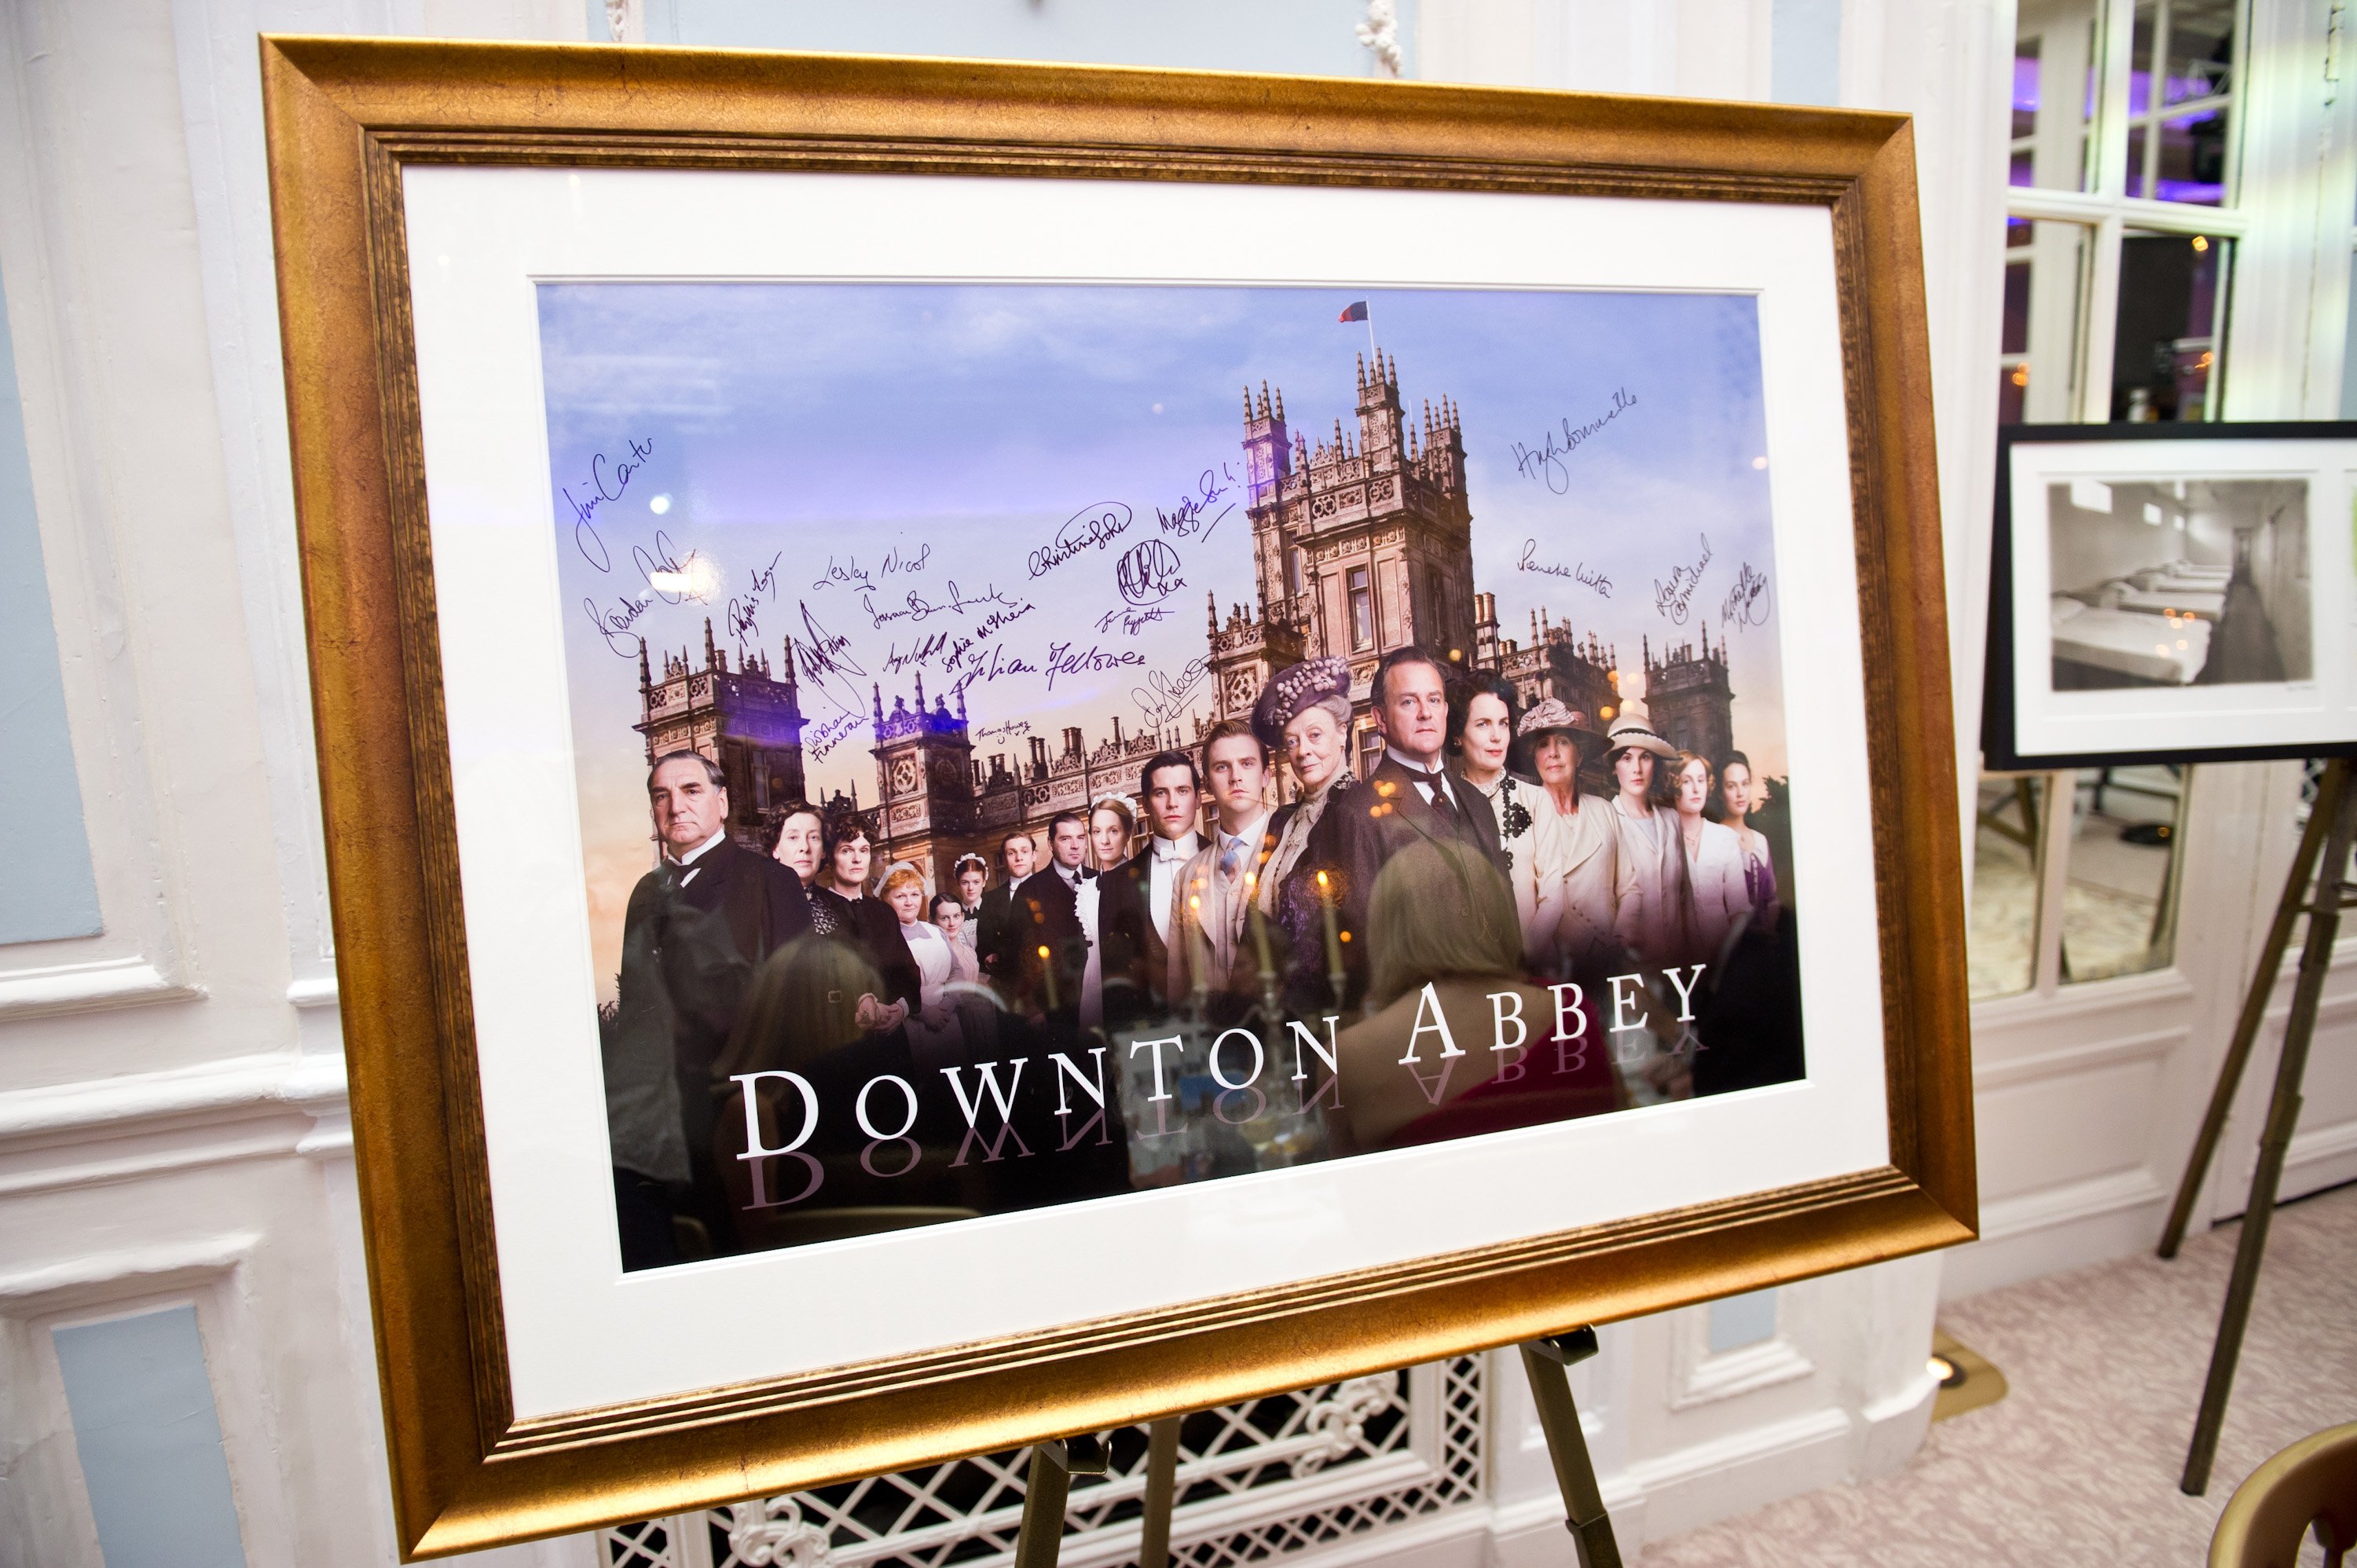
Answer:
540 283 1801 1269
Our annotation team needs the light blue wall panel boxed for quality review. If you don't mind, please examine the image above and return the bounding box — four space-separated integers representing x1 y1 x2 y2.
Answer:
52 1305 249 1568
1706 1287 1779 1353
0 255 103 944
1771 0 1842 106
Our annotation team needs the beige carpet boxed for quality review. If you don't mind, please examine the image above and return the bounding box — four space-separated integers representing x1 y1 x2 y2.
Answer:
1641 1181 2357 1566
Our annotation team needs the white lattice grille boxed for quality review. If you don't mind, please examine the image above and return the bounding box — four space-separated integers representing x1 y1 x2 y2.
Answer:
601 1358 1484 1568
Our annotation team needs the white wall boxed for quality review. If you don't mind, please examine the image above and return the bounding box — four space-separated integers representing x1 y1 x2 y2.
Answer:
39 0 2336 1564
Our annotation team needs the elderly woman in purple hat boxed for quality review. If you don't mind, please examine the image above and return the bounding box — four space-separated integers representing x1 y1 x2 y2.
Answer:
1252 656 1358 1013
1510 697 1620 976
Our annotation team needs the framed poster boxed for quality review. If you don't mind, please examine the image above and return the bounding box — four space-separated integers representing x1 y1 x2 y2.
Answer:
261 37 1974 1557
1985 422 2357 770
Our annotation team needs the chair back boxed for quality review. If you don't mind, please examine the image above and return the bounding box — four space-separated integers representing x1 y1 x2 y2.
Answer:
2209 1421 2357 1568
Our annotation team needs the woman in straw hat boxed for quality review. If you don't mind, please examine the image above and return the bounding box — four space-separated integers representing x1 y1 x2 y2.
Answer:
1670 752 1750 962
1252 656 1358 1013
1511 697 1620 975
1604 708 1692 965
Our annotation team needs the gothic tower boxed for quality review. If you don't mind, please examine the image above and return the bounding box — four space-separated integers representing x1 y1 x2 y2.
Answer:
634 621 807 848
1210 351 1479 775
1641 623 1736 767
868 672 977 885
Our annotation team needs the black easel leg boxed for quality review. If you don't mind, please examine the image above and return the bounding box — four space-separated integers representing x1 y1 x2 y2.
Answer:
1138 1416 1182 1568
1520 1329 1622 1568
2181 768 2357 1496
1014 1434 1106 1568
2159 757 2348 1258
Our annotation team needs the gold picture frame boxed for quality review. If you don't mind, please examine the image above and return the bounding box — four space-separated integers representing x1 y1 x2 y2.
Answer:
260 35 1974 1559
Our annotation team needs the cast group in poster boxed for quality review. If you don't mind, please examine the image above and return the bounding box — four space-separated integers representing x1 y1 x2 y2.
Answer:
603 643 1799 1270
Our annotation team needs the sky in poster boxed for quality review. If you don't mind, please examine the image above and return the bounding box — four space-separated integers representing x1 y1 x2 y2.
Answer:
537 282 1786 998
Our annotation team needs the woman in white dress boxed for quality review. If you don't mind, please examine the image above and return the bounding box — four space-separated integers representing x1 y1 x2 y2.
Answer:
1717 750 1780 932
1079 797 1135 1031
1509 698 1619 976
884 865 967 1070
1673 753 1750 962
1605 712 1688 965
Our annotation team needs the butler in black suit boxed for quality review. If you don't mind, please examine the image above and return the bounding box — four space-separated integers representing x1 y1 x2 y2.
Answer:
1012 810 1093 1028
611 751 811 1266
1097 749 1204 1032
974 829 1036 998
1328 646 1508 1009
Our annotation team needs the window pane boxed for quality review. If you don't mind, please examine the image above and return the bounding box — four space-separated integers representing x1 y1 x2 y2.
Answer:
1970 775 2046 1001
1999 218 2090 423
2110 230 2227 421
2059 766 2187 984
2014 2 2099 192
2128 0 2235 203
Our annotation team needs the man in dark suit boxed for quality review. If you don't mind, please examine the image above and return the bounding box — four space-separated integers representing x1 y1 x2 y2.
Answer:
1096 750 1203 1032
1328 646 1508 1006
610 750 812 1266
1013 811 1093 1028
974 829 1036 999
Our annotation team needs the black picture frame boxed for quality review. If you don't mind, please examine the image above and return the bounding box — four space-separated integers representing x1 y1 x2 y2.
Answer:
1983 420 2357 771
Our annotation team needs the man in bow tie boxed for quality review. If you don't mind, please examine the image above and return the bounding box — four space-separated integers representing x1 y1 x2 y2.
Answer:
1164 718 1292 1017
1328 646 1509 1007
1097 750 1201 1031
1014 810 1094 1028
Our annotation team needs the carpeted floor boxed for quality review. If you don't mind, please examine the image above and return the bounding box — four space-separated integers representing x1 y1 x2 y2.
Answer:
1640 1181 2357 1566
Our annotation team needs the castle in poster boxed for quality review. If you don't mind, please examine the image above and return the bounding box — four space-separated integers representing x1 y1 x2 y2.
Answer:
633 351 1736 881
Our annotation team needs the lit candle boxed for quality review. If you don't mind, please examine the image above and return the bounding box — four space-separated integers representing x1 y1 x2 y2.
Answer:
1317 870 1344 989
1189 888 1212 1000
1038 943 1058 1013
1248 875 1275 980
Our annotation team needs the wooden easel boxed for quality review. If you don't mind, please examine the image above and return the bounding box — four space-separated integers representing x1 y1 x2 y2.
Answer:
1011 1329 1621 1568
2155 755 2356 1495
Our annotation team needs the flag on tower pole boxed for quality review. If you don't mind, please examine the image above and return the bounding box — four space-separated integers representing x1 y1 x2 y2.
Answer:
1338 300 1376 361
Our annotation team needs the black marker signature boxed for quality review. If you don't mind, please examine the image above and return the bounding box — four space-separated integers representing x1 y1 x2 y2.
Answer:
1116 539 1186 606
1653 535 1714 626
724 551 784 646
1028 503 1135 577
940 602 1039 672
1517 539 1611 598
1510 390 1637 495
862 580 1025 630
811 543 930 595
1097 604 1173 636
1154 466 1239 543
1043 641 1146 692
584 592 653 657
560 434 654 572
1721 563 1771 631
1134 655 1211 729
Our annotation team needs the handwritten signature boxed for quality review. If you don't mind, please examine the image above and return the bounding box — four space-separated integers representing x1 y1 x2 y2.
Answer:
1517 539 1611 598
562 435 654 571
1028 502 1135 577
1510 390 1637 495
1134 655 1211 729
1097 603 1173 636
1652 534 1714 626
1116 539 1186 606
811 543 930 595
940 602 1039 673
803 711 866 763
1154 466 1239 543
1721 562 1771 631
861 579 1025 631
973 718 1032 742
723 552 784 646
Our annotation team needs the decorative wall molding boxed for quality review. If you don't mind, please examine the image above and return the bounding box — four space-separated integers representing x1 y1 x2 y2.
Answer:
0 1233 256 1316
285 976 339 1009
0 1051 348 1196
0 954 203 1020
1666 1335 1816 1412
1970 1023 2186 1091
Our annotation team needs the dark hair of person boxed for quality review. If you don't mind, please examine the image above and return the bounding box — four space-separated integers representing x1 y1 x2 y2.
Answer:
951 853 989 881
1046 808 1090 841
1198 716 1266 775
761 797 823 854
1608 745 1679 811
822 807 875 859
1708 751 1753 823
647 749 725 793
1445 671 1519 754
1370 644 1446 713
1139 749 1198 797
931 892 962 921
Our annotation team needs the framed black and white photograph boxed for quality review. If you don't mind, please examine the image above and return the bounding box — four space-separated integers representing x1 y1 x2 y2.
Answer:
1985 423 2357 770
